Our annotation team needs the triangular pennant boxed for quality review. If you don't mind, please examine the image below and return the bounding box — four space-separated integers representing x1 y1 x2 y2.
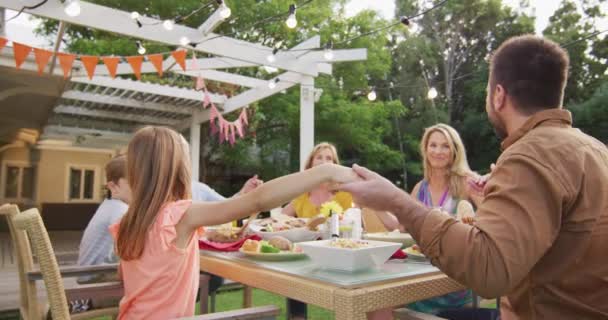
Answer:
224 120 230 141
240 109 249 125
229 124 236 146
80 55 99 79
0 38 8 53
196 76 206 91
203 90 212 108
235 120 244 138
191 51 200 70
33 48 53 75
57 53 76 79
210 119 218 135
102 56 121 78
147 54 164 77
210 104 218 123
126 56 144 80
171 50 187 71
13 42 32 69
218 120 226 144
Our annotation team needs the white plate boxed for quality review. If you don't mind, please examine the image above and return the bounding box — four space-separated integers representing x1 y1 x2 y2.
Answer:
238 248 307 261
363 232 415 247
298 239 401 272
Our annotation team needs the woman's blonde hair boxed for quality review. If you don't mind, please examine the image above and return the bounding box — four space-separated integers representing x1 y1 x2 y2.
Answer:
304 142 339 170
116 126 192 260
420 124 472 199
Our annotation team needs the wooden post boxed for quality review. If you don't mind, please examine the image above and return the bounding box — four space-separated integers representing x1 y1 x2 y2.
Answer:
299 76 315 170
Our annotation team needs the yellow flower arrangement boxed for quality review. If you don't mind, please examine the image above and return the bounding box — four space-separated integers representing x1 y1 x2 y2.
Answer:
319 200 343 217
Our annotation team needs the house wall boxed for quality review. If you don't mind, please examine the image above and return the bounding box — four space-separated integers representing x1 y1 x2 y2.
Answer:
1 145 115 205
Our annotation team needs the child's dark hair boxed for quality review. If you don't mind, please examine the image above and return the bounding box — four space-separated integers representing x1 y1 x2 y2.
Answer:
105 154 126 199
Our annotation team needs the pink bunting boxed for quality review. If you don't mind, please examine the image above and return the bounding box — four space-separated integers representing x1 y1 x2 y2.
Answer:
229 124 236 145
235 121 244 138
218 119 226 144
210 119 218 135
196 76 206 91
240 109 249 125
203 90 212 108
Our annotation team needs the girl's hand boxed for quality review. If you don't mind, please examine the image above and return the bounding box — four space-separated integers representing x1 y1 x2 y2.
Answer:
327 164 361 184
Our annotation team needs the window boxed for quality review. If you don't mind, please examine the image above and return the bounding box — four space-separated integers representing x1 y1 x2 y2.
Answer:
68 167 97 201
2 163 35 202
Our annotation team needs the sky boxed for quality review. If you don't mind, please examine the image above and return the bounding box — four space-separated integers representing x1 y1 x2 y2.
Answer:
2 0 607 48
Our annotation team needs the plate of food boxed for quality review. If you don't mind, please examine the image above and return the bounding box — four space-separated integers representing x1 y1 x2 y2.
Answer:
248 214 325 242
239 236 307 261
363 230 415 247
403 244 427 261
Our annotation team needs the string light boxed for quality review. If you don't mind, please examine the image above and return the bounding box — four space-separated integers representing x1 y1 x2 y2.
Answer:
163 19 174 30
263 65 278 73
131 11 143 28
136 41 146 54
268 78 280 89
180 36 191 46
266 48 279 63
286 4 297 29
63 0 81 17
367 88 377 101
427 87 438 99
218 0 232 19
323 42 334 61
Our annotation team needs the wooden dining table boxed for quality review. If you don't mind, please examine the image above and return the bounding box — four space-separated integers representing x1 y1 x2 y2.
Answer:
200 250 465 320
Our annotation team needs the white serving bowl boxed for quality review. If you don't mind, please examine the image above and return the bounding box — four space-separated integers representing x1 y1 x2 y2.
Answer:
297 239 401 272
248 224 322 243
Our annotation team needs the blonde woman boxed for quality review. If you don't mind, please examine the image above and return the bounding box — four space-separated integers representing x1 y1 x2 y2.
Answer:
409 123 479 314
282 142 353 217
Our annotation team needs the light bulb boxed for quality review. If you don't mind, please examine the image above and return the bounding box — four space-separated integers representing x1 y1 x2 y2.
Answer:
324 49 334 60
286 14 297 29
131 11 140 20
268 80 277 89
263 66 278 73
64 0 81 17
163 19 174 30
266 54 276 63
137 45 146 55
410 22 419 33
180 36 190 46
367 90 377 101
220 3 232 19
427 87 438 99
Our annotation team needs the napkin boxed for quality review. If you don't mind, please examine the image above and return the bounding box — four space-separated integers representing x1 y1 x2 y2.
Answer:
390 248 407 260
199 234 262 252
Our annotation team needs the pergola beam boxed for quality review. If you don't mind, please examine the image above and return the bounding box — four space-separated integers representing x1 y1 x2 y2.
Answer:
1 0 322 76
177 69 266 88
70 76 226 104
43 125 133 140
61 90 193 115
54 105 181 126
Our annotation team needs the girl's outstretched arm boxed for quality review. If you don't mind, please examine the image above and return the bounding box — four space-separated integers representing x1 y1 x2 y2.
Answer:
179 163 358 231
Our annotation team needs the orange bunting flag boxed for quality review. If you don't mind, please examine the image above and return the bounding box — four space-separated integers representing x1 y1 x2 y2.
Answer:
57 53 76 79
126 56 144 80
147 54 164 77
171 50 187 71
33 48 53 75
102 56 121 78
80 55 99 80
13 42 32 69
0 38 8 53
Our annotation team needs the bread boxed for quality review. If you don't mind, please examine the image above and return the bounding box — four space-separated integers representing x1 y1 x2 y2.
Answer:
306 215 327 231
241 239 260 252
268 236 292 251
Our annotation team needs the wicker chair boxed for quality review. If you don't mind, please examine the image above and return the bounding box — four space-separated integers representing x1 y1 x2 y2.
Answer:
11 207 280 320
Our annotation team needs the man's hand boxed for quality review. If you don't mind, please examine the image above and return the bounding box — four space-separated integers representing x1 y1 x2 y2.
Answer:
238 175 264 195
337 164 409 213
467 163 496 195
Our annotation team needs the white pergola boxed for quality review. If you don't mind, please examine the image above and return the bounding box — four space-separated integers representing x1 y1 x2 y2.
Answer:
0 0 366 177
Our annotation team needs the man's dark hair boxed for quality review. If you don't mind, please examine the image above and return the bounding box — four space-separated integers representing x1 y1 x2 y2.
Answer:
490 35 569 114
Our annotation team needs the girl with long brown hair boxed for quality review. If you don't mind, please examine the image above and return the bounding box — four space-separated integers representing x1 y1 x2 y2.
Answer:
110 126 358 319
